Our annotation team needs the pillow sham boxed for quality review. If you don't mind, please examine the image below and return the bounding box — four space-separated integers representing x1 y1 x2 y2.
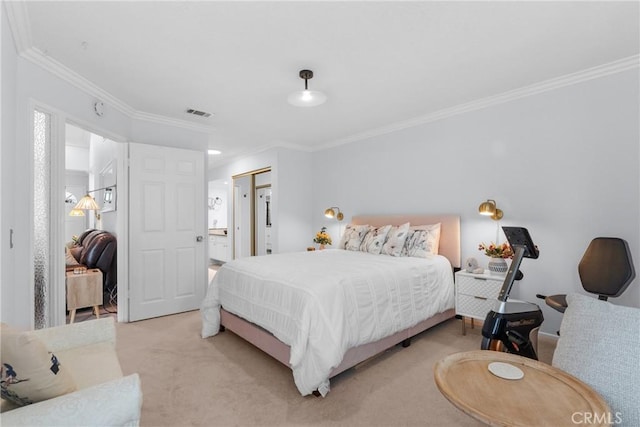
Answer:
359 225 392 255
403 223 441 257
380 222 410 257
0 323 76 406
338 224 370 251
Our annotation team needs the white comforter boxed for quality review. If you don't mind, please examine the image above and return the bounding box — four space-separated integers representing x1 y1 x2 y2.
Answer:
201 249 454 396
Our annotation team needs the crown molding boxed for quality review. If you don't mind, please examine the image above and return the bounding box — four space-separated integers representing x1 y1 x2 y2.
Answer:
316 55 640 151
4 1 32 54
20 46 216 134
6 1 216 135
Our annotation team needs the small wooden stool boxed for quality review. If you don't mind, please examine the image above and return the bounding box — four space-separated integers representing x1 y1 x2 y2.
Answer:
66 268 103 323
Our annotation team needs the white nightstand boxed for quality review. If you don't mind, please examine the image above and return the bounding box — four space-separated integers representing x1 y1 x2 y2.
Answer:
455 271 504 335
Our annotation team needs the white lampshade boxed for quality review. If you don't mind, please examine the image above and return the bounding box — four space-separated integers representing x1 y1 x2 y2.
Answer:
288 69 327 107
288 90 327 107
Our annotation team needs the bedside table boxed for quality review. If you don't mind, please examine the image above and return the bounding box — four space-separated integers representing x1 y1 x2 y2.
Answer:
455 271 504 335
66 268 103 323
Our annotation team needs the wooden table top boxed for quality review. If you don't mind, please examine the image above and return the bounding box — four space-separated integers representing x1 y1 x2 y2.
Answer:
434 350 611 427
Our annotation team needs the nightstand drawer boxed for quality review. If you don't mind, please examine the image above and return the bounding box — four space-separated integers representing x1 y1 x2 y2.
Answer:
456 294 496 320
456 274 503 299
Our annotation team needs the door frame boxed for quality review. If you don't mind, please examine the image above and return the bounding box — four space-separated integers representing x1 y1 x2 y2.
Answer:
31 97 127 327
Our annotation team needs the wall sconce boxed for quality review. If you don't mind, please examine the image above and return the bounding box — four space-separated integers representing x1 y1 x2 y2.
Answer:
324 207 344 221
478 199 503 221
68 208 85 217
73 185 116 221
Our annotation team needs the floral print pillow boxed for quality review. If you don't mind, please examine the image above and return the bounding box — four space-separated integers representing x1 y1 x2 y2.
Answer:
403 223 441 257
381 222 410 257
359 225 392 255
338 224 370 251
1 324 76 406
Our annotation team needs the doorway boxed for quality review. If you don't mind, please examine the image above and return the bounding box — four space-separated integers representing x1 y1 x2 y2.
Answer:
232 167 271 259
64 123 119 322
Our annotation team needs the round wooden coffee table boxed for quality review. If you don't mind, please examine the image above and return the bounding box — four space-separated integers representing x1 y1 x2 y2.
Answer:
434 350 611 427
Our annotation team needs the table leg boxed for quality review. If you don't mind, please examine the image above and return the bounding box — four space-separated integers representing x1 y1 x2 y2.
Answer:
461 316 466 335
69 309 76 324
471 318 475 329
94 305 101 319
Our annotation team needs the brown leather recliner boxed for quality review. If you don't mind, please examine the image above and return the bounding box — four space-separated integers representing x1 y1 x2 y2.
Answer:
68 229 117 295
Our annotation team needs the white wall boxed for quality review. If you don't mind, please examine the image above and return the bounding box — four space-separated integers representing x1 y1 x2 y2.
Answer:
208 180 228 229
1 16 211 327
208 147 313 257
1 4 19 326
312 69 640 334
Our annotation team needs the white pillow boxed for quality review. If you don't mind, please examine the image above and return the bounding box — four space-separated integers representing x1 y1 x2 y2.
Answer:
359 225 392 255
381 222 410 257
403 223 441 257
338 224 370 251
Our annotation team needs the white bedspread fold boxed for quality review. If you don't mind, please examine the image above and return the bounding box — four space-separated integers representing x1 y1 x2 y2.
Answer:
201 249 454 396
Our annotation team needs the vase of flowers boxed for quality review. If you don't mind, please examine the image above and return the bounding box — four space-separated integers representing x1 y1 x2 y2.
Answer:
314 227 332 250
478 242 512 275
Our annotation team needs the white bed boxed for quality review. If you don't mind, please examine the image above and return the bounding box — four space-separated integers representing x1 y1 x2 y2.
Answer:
201 215 460 396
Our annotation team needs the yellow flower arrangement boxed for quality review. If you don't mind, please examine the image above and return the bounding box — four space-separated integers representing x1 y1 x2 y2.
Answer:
313 227 332 245
478 242 513 259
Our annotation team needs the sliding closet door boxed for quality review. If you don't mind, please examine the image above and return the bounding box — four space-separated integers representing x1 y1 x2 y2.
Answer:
128 143 206 321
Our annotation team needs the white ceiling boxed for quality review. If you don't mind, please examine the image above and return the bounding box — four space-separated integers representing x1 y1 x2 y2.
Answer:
11 1 640 163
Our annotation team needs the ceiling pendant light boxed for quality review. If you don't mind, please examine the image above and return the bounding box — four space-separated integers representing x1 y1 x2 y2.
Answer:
287 69 327 107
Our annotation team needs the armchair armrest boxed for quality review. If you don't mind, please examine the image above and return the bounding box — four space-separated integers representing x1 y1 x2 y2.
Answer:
1 374 142 427
30 317 116 353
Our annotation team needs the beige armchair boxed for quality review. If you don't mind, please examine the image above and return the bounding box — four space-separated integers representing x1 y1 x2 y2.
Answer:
552 293 639 427
1 318 142 426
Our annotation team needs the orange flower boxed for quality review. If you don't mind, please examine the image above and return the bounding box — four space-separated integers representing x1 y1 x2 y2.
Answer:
478 242 513 259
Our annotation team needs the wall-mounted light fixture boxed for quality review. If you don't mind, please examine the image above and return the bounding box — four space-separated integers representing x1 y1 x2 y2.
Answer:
73 185 117 221
68 208 85 217
324 207 344 221
478 199 503 221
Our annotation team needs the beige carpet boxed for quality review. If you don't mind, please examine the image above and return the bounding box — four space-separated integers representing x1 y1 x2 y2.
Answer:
115 311 556 427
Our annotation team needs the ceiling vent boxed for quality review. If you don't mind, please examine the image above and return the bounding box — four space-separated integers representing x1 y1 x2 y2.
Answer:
186 108 212 118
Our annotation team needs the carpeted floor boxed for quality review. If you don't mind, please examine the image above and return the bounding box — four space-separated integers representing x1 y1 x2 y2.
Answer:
115 310 556 426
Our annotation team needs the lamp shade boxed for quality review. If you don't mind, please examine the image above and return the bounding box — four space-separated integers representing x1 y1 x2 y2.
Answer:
478 199 503 221
324 207 344 221
68 208 85 217
288 69 327 107
74 195 100 210
288 90 327 107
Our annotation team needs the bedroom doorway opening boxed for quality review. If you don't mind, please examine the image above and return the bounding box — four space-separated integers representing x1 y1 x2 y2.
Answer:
232 167 271 259
64 123 119 323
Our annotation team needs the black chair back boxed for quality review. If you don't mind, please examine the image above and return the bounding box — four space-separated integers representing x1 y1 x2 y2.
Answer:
578 237 635 300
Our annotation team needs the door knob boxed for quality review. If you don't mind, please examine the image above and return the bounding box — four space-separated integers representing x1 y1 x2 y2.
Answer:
196 235 203 242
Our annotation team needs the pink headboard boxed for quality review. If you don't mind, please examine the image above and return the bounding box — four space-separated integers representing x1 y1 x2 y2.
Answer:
351 214 461 268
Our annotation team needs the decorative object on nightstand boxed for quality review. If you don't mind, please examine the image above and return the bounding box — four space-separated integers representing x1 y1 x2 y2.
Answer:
464 257 484 274
313 226 332 250
455 270 504 334
478 241 512 275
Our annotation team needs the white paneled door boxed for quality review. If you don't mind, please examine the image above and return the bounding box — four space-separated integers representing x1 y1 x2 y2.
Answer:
128 143 206 321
